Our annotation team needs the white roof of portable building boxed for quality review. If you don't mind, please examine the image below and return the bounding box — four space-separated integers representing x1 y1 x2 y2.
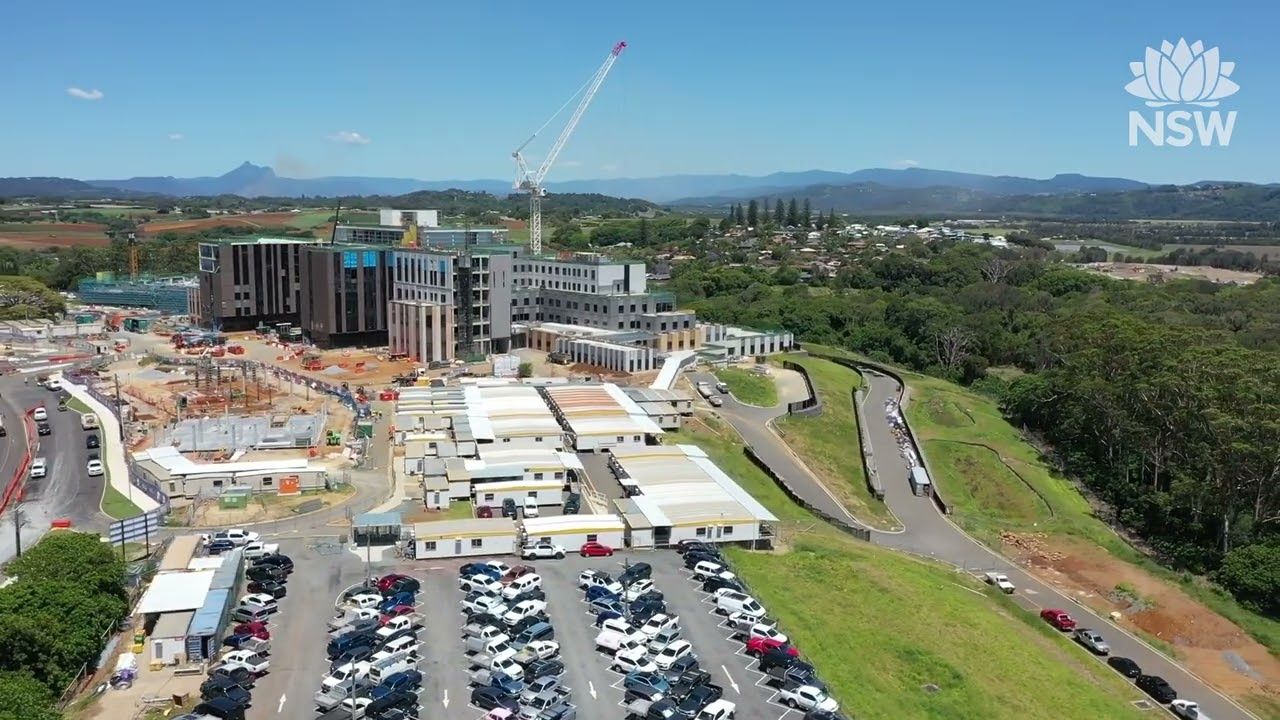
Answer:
522 514 626 536
543 383 664 438
133 446 320 478
472 478 563 493
610 444 778 528
413 517 517 540
136 570 216 614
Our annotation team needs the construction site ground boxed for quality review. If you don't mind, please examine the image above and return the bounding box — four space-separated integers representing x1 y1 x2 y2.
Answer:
1002 532 1280 716
190 484 357 526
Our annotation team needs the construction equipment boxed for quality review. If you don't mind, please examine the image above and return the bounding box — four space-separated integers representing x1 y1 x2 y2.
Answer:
301 353 323 371
513 41 626 255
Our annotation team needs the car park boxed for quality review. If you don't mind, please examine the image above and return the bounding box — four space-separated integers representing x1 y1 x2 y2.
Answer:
639 613 679 639
378 591 415 613
217 650 270 675
1107 656 1142 678
613 647 659 674
696 700 736 720
460 562 503 580
646 626 683 653
462 573 504 594
521 541 567 560
502 573 543 600
1137 674 1178 703
191 696 246 720
521 675 563 703
689 560 728 581
676 683 724 716
1039 608 1077 631
1073 628 1110 655
500 565 536 584
253 553 293 572
248 579 286 598
590 596 626 615
619 561 652 584
580 541 614 557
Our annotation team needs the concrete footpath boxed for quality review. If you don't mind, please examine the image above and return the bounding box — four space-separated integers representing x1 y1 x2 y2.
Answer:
63 380 160 513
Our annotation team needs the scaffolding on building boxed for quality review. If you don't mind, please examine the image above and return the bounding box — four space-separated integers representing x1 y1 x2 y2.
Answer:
77 275 196 315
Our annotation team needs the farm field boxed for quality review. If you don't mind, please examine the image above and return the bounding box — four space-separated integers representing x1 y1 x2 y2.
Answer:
139 211 304 235
0 222 109 248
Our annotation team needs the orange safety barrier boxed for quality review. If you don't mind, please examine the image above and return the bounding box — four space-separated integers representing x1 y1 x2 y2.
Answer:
51 519 72 529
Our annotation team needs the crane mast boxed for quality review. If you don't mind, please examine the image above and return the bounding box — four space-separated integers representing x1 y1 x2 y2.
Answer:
514 41 626 255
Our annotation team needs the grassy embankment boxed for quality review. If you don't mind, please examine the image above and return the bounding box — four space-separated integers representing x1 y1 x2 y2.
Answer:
668 414 1151 720
772 354 897 529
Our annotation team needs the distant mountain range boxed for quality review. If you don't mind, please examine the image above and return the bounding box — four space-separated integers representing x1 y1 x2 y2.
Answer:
0 162 1150 203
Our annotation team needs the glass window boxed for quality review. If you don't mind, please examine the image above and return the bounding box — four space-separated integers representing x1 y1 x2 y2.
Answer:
424 541 436 551
695 527 706 537
471 539 483 548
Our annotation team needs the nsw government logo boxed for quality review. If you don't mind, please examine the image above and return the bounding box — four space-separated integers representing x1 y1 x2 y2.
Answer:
1126 38 1238 147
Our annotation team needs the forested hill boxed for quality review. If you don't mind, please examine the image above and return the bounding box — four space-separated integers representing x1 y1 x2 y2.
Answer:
673 182 1280 220
673 247 1280 617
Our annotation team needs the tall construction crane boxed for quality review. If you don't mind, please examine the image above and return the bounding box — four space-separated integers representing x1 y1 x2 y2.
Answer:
513 41 626 256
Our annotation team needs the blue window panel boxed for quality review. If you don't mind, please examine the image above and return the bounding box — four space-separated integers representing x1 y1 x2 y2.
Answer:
438 260 447 275
363 250 377 267
343 251 357 268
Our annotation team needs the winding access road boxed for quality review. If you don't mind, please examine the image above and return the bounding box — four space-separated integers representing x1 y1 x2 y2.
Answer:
692 368 1256 720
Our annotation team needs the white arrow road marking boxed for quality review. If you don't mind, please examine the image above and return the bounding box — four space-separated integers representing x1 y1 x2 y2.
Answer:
277 694 286 713
722 664 740 693
442 689 450 708
589 680 598 699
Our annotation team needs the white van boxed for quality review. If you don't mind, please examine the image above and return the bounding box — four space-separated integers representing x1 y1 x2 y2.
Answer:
80 413 99 430
29 458 47 479
501 573 542 600
523 498 540 518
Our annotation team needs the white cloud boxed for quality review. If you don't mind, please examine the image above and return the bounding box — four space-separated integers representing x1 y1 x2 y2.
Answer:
560 160 584 168
327 130 371 145
67 87 104 101
901 159 919 168
600 163 619 173
168 133 184 141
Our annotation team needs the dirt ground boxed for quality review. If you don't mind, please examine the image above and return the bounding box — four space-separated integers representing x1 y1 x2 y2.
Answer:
1075 262 1263 285
192 486 355 526
0 229 109 248
1004 532 1280 709
139 211 301 235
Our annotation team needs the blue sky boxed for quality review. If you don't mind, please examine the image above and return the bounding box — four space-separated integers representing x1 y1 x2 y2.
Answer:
2 0 1276 184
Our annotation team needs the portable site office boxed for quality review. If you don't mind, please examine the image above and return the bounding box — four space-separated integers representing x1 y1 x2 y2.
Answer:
412 518 518 559
519 514 626 551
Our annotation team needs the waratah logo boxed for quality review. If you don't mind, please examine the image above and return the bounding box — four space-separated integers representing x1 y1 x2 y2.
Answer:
1125 38 1239 107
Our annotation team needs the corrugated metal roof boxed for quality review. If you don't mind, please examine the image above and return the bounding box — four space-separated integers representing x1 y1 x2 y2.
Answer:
188 588 231 636
355 511 402 528
610 444 778 527
159 535 201 571
209 548 242 591
136 570 216 614
413 517 517 540
152 610 195 638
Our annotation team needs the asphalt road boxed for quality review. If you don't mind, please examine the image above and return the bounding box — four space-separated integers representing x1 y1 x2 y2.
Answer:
0 374 106 564
692 368 1256 720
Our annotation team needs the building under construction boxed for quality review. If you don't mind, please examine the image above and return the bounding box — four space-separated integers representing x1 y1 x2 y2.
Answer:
78 274 197 315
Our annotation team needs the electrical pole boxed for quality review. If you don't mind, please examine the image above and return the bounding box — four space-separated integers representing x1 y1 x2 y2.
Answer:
12 503 22 557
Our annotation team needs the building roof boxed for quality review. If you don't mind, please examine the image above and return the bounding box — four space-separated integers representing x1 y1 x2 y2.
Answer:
188 588 231 637
152 610 195 638
609 444 779 529
623 387 693 403
543 383 664 438
395 382 562 446
413 517 517 541
200 236 314 246
159 535 201 571
473 478 563 494
136 570 216 615
133 446 323 479
354 511 402 528
521 514 627 536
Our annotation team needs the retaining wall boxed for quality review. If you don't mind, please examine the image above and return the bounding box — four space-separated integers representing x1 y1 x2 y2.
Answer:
742 445 871 542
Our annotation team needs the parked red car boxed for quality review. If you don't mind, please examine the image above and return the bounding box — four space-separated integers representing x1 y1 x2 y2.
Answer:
476 505 494 518
746 635 797 657
579 542 615 557
376 573 409 592
232 621 269 640
379 605 414 625
1040 608 1077 631
500 565 535 585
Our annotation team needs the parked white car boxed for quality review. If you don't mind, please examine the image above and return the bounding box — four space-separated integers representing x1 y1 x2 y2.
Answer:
639 613 679 639
622 578 658 602
578 569 623 595
692 560 731 581
654 639 694 671
714 589 764 618
746 623 788 645
461 594 508 616
779 684 838 712
520 542 566 560
86 459 104 477
32 407 48 422
611 646 657 674
243 541 279 560
218 650 270 674
206 528 259 546
460 574 503 594
29 458 47 479
502 599 547 626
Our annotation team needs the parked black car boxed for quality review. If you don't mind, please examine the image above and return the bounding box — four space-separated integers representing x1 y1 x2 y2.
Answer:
465 611 504 628
662 654 702 681
192 696 246 720
526 658 565 680
1136 674 1177 703
330 642 376 670
758 647 801 674
200 683 251 707
206 665 254 687
501 498 518 518
701 575 743 594
86 434 100 449
676 683 723 716
682 551 720 569
206 539 236 555
246 565 285 583
618 561 652 585
470 686 518 711
1107 656 1142 679
253 554 294 573
674 540 718 555
36 422 50 436
509 614 551 636
248 580 286 598
200 674 249 698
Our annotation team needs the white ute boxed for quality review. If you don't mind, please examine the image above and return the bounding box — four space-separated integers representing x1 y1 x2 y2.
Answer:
1171 700 1211 719
984 572 1015 594
779 683 839 712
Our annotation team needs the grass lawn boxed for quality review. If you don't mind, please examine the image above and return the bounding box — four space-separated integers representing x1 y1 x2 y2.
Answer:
727 539 1149 720
442 501 475 520
65 397 93 414
773 354 897 529
713 366 777 407
285 210 333 229
101 481 142 520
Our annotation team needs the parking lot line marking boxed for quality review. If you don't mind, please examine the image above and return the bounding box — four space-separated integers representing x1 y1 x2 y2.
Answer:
442 688 449 708
721 664 741 693
589 680 597 699
277 693 286 712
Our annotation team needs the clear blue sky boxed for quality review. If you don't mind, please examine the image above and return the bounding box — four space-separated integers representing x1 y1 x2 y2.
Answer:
2 0 1275 184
